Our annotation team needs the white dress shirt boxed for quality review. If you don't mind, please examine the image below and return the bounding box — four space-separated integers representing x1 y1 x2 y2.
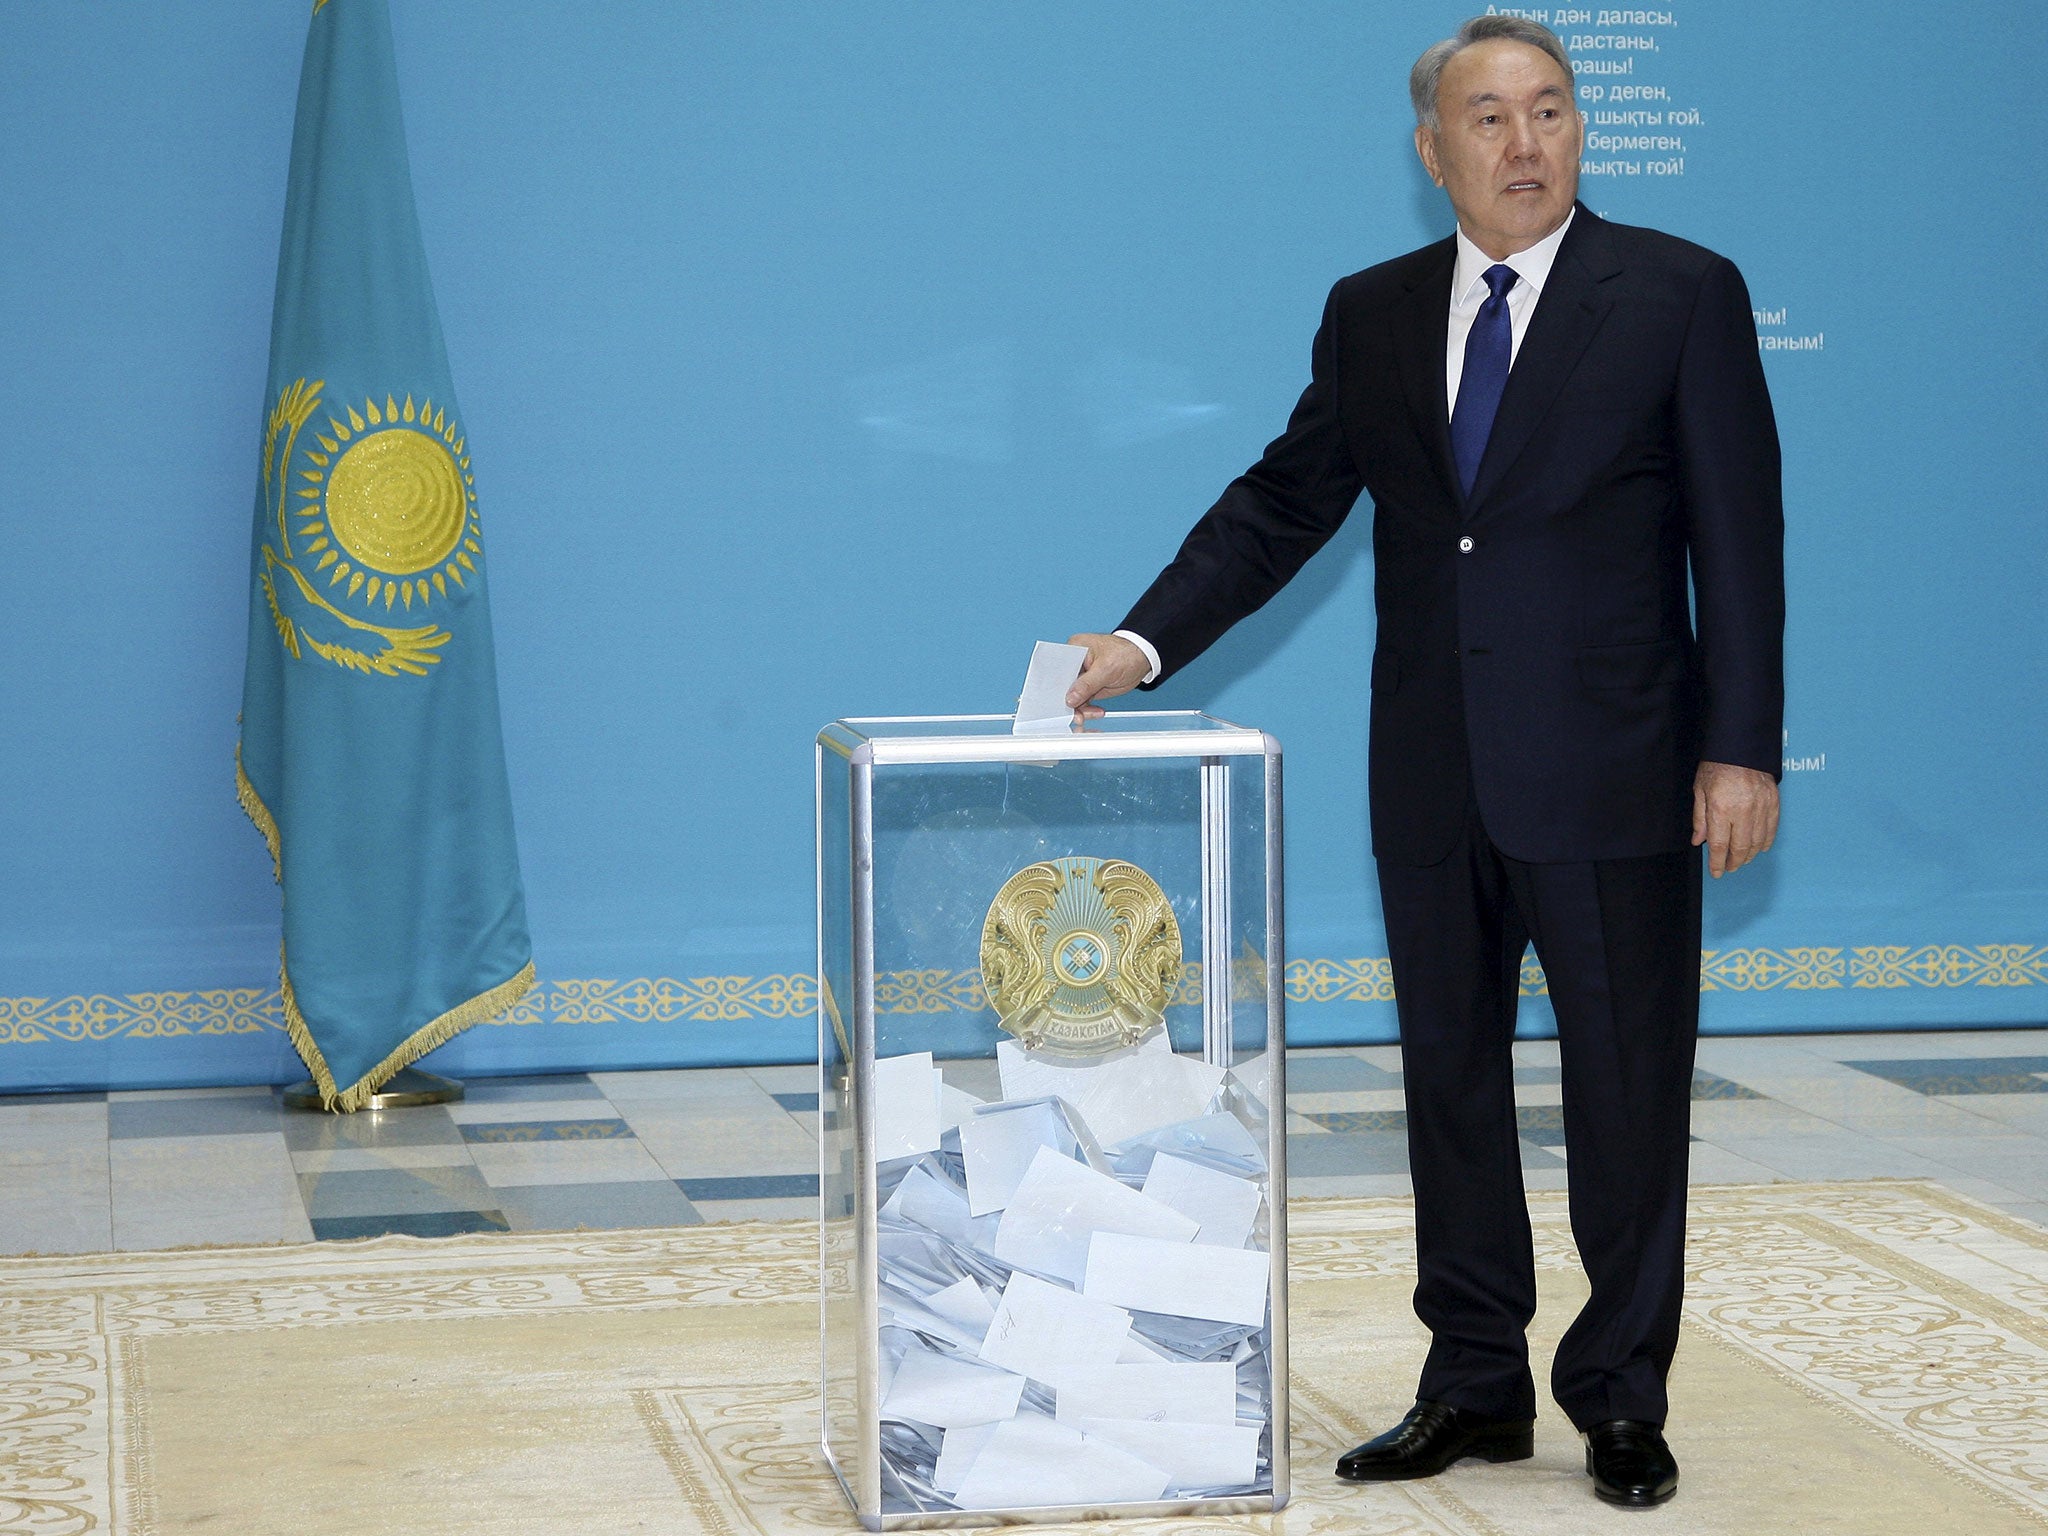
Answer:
1117 210 1575 687
1445 206 1573 409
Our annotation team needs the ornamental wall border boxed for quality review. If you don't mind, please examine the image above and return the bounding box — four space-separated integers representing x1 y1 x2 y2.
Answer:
0 945 2041 1045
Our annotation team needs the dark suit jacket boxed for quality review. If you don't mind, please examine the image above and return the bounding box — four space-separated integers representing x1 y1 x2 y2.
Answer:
1121 207 1785 866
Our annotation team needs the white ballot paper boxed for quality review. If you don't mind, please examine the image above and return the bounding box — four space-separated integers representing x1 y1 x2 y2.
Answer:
873 1051 942 1162
1075 1049 1228 1148
925 1275 998 1339
1054 1361 1238 1427
953 1413 1171 1509
882 1164 975 1244
1083 1231 1270 1326
979 1271 1131 1388
1118 1110 1266 1174
937 1080 985 1134
1226 1051 1273 1110
1068 1419 1263 1492
934 1421 1000 1495
960 1101 1070 1216
995 1030 1169 1106
881 1346 1027 1430
1142 1153 1263 1249
993 1145 1197 1283
1013 640 1088 735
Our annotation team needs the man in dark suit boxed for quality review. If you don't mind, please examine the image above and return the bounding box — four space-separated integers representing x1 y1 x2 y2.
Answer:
1065 14 1783 1510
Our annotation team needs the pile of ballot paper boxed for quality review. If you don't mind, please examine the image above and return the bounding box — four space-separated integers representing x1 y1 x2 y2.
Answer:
863 1030 1275 1513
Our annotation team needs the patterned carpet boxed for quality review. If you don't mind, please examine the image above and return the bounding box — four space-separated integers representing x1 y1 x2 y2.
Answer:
4 1181 2045 1535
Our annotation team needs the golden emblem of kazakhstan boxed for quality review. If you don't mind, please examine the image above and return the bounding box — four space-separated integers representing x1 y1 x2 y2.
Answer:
257 377 485 677
979 856 1183 1056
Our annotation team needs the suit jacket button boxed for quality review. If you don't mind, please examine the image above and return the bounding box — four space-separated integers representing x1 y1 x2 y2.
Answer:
1458 536 1474 553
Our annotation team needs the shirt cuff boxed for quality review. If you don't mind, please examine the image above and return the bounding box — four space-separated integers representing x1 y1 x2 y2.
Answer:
1113 630 1162 686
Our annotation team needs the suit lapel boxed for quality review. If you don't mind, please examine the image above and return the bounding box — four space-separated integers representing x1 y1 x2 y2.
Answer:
1467 208 1623 515
1388 237 1463 512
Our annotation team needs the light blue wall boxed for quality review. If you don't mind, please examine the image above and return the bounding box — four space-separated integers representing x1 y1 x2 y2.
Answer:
2 3 2043 1089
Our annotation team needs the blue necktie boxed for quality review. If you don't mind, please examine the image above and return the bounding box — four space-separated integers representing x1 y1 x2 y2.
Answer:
1450 263 1518 498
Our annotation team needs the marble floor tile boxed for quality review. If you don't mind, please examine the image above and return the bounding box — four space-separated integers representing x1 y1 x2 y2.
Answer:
1287 1089 1407 1115
289 1144 479 1174
281 1104 464 1151
111 1133 308 1249
111 1133 296 1191
0 1101 109 1152
108 1094 287 1140
447 1098 625 1126
492 1179 702 1233
588 1068 783 1111
0 1090 105 1106
1911 1149 2048 1202
1285 1055 1400 1092
1690 1070 1766 1101
0 1144 112 1201
1305 1110 1408 1135
676 1174 818 1201
626 1107 819 1180
744 1064 818 1093
1521 1168 1571 1192
1931 1031 2048 1057
1796 1032 1995 1060
1843 1058 2048 1096
298 1162 499 1219
114 1193 313 1252
0 1195 114 1256
459 1119 635 1144
1885 1130 2048 1164
458 1073 606 1104
1285 1132 1413 1178
1685 1143 1789 1184
1717 1066 1940 1126
1706 1131 1953 1183
466 1138 672 1188
1289 1173 1414 1200
1687 1098 1844 1138
110 1085 283 1102
1943 1093 2048 1135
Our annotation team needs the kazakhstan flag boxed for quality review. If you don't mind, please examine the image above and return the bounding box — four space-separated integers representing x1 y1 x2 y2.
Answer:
239 0 533 1111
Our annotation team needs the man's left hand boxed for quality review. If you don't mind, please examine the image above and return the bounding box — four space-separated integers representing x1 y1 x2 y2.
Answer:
1692 761 1780 878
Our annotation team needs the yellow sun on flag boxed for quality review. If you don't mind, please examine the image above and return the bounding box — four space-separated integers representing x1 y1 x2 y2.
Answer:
291 394 484 615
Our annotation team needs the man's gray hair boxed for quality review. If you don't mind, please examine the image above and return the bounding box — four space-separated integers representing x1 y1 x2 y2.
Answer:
1410 15 1575 133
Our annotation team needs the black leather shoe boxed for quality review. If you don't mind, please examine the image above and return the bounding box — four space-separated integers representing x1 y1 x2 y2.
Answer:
1335 1399 1535 1481
1584 1420 1678 1507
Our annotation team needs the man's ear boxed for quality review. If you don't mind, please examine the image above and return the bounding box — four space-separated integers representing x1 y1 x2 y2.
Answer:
1414 125 1443 187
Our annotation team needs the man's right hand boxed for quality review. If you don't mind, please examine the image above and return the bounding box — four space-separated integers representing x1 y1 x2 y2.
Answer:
1065 633 1150 722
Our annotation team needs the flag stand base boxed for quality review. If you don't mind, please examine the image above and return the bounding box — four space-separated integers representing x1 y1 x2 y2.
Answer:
282 1068 466 1112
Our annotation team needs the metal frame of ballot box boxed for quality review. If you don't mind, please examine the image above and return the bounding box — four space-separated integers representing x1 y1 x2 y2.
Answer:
816 713 1288 1530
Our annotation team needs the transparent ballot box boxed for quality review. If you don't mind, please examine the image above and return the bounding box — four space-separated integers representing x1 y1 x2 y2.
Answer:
815 712 1288 1529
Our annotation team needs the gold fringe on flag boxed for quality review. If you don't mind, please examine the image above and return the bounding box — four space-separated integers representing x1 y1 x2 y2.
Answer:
237 745 536 1112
